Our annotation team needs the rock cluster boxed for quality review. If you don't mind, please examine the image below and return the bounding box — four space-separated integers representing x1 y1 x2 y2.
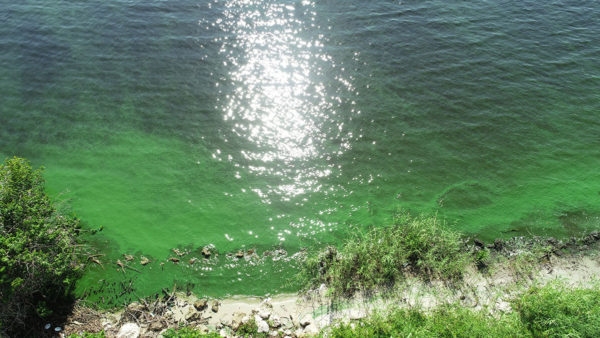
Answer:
71 294 318 338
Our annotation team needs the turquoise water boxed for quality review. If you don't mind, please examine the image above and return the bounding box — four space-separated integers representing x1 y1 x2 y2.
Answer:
1 0 599 303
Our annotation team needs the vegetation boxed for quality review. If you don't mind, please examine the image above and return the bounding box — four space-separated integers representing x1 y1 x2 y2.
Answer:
236 318 267 337
325 282 600 337
68 331 106 338
514 282 600 337
0 157 84 336
325 305 524 337
299 212 471 296
162 326 221 338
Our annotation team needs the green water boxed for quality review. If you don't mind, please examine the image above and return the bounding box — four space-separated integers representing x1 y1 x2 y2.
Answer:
1 0 599 303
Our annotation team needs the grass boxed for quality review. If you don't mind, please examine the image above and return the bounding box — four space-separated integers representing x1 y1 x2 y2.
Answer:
325 282 600 337
514 281 600 337
161 326 221 338
325 305 524 337
299 212 471 296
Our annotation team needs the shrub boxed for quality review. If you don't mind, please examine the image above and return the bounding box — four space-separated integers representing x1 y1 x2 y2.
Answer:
514 282 600 337
299 212 470 296
0 157 83 336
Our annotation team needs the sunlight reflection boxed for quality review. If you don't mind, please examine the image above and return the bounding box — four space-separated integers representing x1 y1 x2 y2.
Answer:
206 0 356 201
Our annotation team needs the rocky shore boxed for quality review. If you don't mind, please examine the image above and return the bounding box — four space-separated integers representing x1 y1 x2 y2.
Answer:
61 233 600 338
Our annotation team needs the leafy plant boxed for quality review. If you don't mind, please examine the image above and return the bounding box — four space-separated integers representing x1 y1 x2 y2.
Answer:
299 211 471 296
0 157 84 336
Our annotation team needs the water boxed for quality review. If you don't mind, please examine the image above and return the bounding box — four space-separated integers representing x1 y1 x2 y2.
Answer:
1 0 599 303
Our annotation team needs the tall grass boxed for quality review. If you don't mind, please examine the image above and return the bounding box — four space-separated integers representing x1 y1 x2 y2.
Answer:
514 282 600 337
326 282 600 337
299 212 471 296
325 306 524 337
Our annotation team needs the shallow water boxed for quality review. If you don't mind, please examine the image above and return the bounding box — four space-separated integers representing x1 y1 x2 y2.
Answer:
1 0 599 302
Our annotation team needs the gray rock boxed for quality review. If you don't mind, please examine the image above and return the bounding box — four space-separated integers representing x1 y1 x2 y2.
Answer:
170 305 195 323
280 316 294 329
117 323 140 338
255 316 270 333
194 299 208 311
258 310 270 320
231 312 246 331
269 315 281 328
149 321 164 332
300 315 312 328
211 301 220 313
304 324 319 335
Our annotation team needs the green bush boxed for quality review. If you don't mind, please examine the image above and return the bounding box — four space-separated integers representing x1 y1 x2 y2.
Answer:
236 318 267 337
0 157 83 336
514 282 600 337
299 212 470 296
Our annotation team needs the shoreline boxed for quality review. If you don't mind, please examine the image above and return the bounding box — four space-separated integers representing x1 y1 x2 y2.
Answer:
61 232 600 337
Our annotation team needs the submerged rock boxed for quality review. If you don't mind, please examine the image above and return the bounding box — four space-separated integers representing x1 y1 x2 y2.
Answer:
140 256 151 265
123 254 134 262
168 257 180 263
172 248 185 257
202 246 212 257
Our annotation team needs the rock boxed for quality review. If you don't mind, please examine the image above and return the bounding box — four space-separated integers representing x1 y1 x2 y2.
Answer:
304 324 319 335
269 315 281 328
300 315 312 328
171 305 195 323
168 257 180 263
255 315 270 333
280 316 294 329
349 309 366 320
127 302 146 312
219 328 227 337
231 312 246 331
258 310 270 320
140 256 151 265
123 254 134 261
196 325 210 334
194 299 208 311
172 248 185 256
260 297 273 309
269 330 279 337
473 238 485 248
493 239 504 251
189 257 198 265
149 321 164 331
202 246 212 257
186 309 202 322
211 301 220 313
235 250 244 258
247 248 255 255
117 323 140 338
